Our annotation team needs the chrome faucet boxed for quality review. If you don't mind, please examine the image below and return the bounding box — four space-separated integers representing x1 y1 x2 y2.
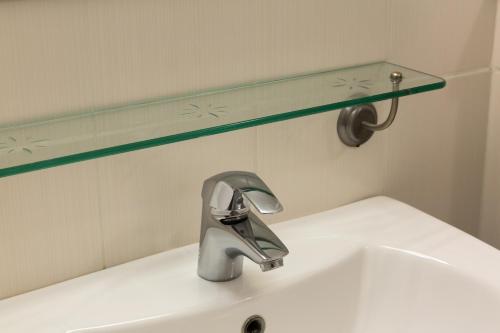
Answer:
197 171 289 282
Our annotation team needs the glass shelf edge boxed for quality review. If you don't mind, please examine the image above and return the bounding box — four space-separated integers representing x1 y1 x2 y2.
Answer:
0 78 446 178
0 62 445 131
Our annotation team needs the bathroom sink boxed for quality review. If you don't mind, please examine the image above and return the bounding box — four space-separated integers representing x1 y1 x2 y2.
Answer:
1 196 500 332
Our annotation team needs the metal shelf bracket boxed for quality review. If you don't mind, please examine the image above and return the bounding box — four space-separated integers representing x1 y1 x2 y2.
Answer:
337 71 403 147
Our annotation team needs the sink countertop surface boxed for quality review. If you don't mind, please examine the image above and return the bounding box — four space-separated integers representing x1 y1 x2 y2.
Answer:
1 196 500 332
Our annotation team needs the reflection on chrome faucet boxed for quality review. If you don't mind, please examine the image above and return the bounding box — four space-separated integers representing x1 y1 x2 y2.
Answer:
197 171 289 282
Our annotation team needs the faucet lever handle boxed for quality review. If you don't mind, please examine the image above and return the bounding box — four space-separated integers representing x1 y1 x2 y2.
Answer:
239 176 283 214
203 171 283 218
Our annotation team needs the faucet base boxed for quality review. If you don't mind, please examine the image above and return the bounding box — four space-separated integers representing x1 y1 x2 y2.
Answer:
197 255 244 282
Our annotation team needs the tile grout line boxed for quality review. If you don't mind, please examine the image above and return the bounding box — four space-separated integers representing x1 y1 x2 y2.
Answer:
442 67 491 80
383 0 394 197
94 159 107 270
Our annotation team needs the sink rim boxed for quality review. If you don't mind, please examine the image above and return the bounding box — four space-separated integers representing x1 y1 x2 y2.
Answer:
1 196 500 333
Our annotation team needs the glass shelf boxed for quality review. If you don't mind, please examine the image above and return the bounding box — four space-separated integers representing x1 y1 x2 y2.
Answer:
0 62 445 178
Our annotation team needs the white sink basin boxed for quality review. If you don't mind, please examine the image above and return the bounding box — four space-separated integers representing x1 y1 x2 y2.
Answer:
2 196 500 332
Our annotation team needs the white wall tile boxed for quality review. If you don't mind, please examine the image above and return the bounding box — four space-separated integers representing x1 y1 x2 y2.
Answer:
480 71 500 246
0 162 103 299
0 0 389 296
491 4 500 68
256 104 388 224
386 72 490 235
389 0 496 75
0 0 388 124
1 0 496 300
97 128 257 267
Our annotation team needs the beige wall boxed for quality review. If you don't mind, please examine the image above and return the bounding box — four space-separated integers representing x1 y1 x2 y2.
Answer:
480 3 500 248
0 0 496 299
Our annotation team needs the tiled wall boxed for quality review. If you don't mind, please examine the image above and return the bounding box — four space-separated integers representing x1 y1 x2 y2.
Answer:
481 3 500 248
0 0 496 299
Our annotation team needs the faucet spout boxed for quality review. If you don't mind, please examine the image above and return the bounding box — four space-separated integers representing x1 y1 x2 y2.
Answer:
260 258 284 272
228 211 288 263
198 171 288 282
